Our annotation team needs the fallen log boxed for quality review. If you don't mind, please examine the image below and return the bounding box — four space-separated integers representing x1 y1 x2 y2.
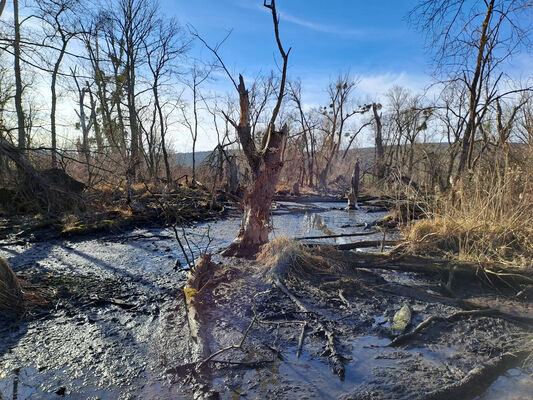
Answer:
184 254 217 361
273 194 344 203
330 251 533 286
422 349 529 400
332 240 400 250
295 229 398 241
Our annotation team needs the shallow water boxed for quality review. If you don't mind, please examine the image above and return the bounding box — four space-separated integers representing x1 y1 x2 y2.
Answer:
0 201 388 399
0 201 529 399
476 368 533 400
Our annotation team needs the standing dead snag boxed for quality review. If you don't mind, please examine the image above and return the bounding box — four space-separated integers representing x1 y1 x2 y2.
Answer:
216 0 291 257
347 158 360 210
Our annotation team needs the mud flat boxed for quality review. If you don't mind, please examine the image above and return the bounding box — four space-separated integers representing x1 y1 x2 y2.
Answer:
0 201 531 399
174 241 532 400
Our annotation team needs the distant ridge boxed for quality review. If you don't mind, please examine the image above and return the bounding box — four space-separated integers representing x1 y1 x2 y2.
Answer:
173 150 213 167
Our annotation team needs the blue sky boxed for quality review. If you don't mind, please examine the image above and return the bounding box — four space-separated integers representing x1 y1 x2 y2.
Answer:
165 0 430 103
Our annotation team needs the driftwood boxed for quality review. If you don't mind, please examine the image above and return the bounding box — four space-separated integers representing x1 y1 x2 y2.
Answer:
422 350 529 400
184 254 217 361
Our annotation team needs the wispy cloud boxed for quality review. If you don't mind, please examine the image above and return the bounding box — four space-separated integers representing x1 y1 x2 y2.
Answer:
278 11 368 37
233 0 371 38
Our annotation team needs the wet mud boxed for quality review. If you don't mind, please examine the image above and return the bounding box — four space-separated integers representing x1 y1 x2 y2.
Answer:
171 251 531 400
1 201 531 399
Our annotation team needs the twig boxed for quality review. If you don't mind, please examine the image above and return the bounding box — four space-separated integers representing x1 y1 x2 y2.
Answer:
296 323 307 358
197 314 257 370
273 277 346 378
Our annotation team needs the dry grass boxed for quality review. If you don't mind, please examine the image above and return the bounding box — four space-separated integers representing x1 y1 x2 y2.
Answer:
0 257 24 317
257 237 356 282
403 148 533 268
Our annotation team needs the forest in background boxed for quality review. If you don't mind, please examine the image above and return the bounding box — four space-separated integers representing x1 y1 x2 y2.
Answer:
0 0 531 264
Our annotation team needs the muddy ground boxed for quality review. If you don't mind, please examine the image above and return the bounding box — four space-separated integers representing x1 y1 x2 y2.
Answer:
173 247 532 400
0 201 532 399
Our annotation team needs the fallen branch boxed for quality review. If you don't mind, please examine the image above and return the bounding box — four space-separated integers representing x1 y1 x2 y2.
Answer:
295 229 398 241
331 240 399 250
197 314 257 371
296 322 307 358
422 350 529 400
388 309 500 347
273 277 346 379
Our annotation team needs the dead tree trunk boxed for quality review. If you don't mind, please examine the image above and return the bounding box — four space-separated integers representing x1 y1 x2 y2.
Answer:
347 158 360 210
221 75 288 257
224 154 239 195
13 0 25 154
372 103 385 181
219 0 290 257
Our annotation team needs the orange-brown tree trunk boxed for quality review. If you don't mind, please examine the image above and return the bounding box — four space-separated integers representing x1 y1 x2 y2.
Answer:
222 127 286 257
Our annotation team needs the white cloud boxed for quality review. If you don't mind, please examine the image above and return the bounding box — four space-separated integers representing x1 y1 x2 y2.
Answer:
357 72 431 99
232 0 378 39
278 11 368 38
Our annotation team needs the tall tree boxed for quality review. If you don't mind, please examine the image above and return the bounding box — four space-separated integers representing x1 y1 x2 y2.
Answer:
114 0 157 182
410 0 532 176
197 0 290 256
13 0 25 153
36 0 77 167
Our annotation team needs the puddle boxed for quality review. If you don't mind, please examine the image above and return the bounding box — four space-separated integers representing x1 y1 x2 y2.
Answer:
475 368 533 400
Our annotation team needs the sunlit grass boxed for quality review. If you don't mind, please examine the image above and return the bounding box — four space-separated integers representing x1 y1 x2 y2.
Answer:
404 149 533 268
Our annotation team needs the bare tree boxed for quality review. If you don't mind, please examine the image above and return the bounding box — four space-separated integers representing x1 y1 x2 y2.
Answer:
36 0 77 167
13 0 25 153
410 0 533 177
289 80 318 186
196 0 290 256
180 63 211 185
145 18 187 185
114 0 157 183
316 74 359 189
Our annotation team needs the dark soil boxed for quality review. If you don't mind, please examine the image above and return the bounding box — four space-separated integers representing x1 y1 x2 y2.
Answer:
171 249 532 400
1 202 531 399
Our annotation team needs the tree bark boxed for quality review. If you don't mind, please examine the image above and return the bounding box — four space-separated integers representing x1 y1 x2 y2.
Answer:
13 0 25 153
347 158 360 209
